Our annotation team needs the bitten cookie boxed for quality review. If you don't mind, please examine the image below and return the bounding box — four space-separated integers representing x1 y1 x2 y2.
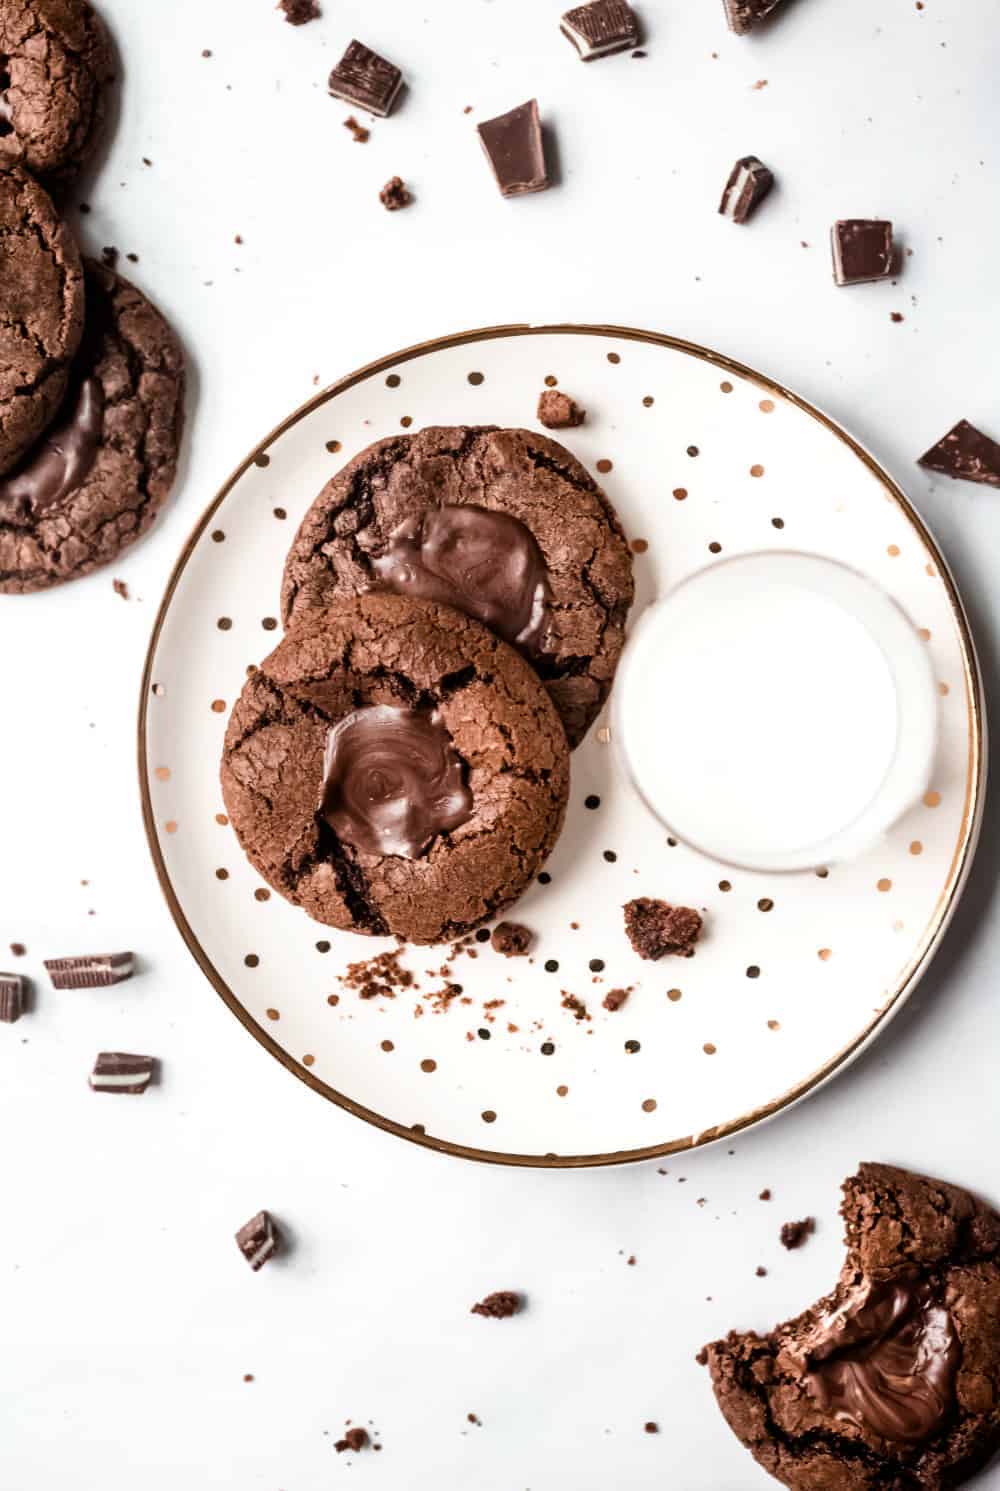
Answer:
0 163 83 474
0 0 115 183
281 426 635 747
220 593 570 945
704 1163 1000 1491
0 259 185 592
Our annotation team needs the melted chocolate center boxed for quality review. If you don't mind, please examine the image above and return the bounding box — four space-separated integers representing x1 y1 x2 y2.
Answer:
0 377 104 519
805 1280 959 1443
370 504 550 653
319 703 473 859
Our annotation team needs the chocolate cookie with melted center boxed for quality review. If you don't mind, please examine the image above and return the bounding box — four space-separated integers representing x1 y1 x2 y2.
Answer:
220 593 570 945
280 426 635 747
703 1163 1000 1490
0 259 185 593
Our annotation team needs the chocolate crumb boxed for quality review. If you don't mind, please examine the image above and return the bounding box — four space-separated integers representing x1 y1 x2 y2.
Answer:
756 1265 768 1277
891 311 905 323
759 1188 772 1201
602 987 631 1012
780 1216 815 1250
644 1421 659 1433
491 922 532 957
112 578 129 599
471 1290 521 1319
537 389 586 429
342 947 414 1001
343 115 370 143
10 943 26 957
379 176 412 211
335 1427 368 1453
624 898 703 960
695 1347 709 1366
561 990 590 1021
279 0 320 23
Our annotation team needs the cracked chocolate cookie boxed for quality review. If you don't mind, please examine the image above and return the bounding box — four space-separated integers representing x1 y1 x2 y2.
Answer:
220 592 570 945
0 162 83 475
0 0 115 184
0 258 185 593
280 426 635 747
703 1163 1000 1491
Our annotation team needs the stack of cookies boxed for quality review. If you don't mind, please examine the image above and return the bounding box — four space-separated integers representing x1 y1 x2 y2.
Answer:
221 426 636 945
0 0 185 594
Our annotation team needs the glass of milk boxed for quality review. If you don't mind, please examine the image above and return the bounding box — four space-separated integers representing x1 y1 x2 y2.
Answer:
613 553 938 873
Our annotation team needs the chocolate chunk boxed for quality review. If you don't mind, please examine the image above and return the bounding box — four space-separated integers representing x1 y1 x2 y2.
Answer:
719 156 774 224
44 952 134 989
471 1290 522 1318
278 0 320 23
780 1216 815 1250
602 987 630 1011
491 922 533 957
537 389 586 429
89 1052 154 1094
343 115 369 144
328 40 402 118
0 974 25 1023
560 1 639 61
831 219 894 286
722 0 786 34
320 704 473 859
335 1427 368 1453
0 378 104 517
478 100 549 198
919 419 1000 488
235 1210 279 1271
624 899 702 960
379 175 412 211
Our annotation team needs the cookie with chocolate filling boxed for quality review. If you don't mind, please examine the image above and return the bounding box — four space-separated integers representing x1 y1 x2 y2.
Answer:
0 163 83 475
220 592 570 945
703 1163 1000 1490
280 426 635 747
0 259 185 593
0 0 115 184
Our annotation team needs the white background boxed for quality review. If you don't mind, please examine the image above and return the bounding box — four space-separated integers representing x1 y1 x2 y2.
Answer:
2 0 999 1486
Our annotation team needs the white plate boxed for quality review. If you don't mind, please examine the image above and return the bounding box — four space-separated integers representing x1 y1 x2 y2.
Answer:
139 324 985 1167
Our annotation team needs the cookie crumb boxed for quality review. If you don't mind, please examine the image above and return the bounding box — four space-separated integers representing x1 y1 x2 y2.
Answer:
112 578 129 599
537 389 586 430
756 1265 768 1277
644 1421 658 1433
334 1427 368 1453
380 176 412 211
9 943 26 957
780 1216 815 1250
279 0 320 22
602 987 631 1012
624 898 703 960
491 922 532 957
759 1188 772 1201
343 115 370 143
471 1290 521 1318
890 311 905 323
561 990 590 1022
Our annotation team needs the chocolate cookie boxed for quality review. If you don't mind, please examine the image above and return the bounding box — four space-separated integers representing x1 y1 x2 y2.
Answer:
280 426 635 747
220 593 570 945
0 0 114 183
0 259 185 593
704 1163 1000 1491
0 163 83 475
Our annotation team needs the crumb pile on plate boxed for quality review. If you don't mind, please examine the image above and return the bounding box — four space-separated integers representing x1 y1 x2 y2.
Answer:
0 0 185 595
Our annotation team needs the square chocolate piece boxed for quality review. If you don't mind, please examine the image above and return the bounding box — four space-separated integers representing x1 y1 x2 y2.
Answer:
719 156 774 223
89 1052 155 1094
918 420 1000 489
44 952 134 989
235 1209 279 1271
722 0 786 34
561 1 639 61
328 40 402 118
0 973 24 1023
478 100 549 198
831 220 894 286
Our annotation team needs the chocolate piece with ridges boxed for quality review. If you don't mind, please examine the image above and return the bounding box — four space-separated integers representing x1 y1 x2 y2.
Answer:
537 389 585 429
560 1 639 61
0 973 25 1023
624 898 702 959
719 156 774 223
478 100 549 198
44 952 134 988
723 0 786 34
919 420 1000 489
831 219 894 286
471 1290 522 1318
328 40 402 118
89 1052 154 1093
235 1210 279 1270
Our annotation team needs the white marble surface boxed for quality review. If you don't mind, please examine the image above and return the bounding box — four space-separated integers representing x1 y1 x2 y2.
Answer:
2 1 998 1486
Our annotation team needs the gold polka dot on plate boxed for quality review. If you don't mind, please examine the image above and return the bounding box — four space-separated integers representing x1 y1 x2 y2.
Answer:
641 1098 657 1113
164 820 178 834
877 878 892 893
720 381 733 394
918 627 932 641
672 487 688 501
544 374 558 387
910 841 923 856
385 374 401 388
254 888 270 901
924 790 941 807
759 399 775 413
556 1085 569 1097
481 1109 497 1123
642 395 654 407
261 617 278 631
467 371 484 386
703 1042 717 1055
381 1039 394 1052
154 766 171 781
607 352 621 365
750 464 765 478
818 948 832 961
215 812 229 826
887 544 900 557
631 538 649 554
265 1007 280 1021
400 415 413 428
211 699 226 713
244 953 259 968
254 452 270 468
767 1019 780 1031
718 879 732 892
326 439 342 453
302 1053 315 1067
667 988 682 1002
420 1058 437 1073
215 867 228 880
596 458 613 474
